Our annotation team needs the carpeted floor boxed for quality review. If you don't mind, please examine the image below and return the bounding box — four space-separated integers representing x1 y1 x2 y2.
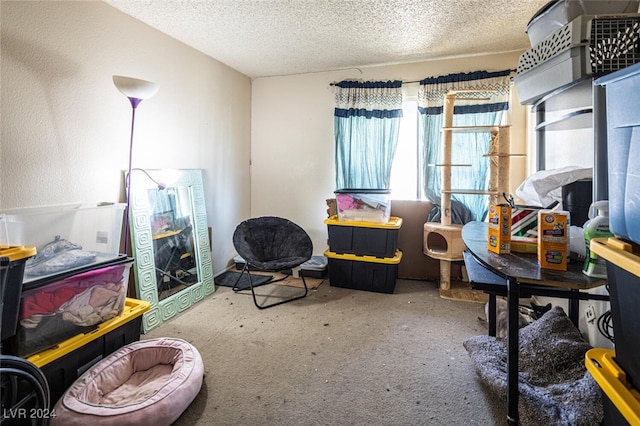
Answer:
144 278 509 425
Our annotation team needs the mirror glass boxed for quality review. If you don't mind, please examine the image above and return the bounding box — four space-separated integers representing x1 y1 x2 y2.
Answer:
128 169 214 332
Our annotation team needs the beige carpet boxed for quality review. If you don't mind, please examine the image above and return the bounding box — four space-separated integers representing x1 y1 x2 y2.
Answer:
144 278 506 425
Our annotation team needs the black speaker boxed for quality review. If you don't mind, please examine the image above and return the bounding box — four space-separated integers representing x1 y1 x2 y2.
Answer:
561 178 592 227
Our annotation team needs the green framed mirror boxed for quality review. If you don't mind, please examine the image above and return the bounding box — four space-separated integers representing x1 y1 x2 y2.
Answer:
128 169 214 332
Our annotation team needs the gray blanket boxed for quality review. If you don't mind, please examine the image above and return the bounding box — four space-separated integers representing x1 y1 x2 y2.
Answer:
463 306 603 425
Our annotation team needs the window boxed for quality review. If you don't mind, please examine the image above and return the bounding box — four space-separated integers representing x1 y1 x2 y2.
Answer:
389 99 421 200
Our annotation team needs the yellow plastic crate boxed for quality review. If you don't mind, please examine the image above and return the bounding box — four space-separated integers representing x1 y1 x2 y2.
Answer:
585 348 640 425
590 237 640 389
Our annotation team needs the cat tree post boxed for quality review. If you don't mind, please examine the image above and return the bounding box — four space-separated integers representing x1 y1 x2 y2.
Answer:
423 92 464 292
424 89 510 301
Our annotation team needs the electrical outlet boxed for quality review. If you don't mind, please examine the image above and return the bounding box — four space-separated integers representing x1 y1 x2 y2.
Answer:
585 305 597 323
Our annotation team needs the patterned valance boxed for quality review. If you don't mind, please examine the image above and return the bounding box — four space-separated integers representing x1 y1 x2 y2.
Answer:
334 80 403 119
417 70 512 115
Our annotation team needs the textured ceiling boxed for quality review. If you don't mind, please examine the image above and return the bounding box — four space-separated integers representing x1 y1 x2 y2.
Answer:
103 0 550 78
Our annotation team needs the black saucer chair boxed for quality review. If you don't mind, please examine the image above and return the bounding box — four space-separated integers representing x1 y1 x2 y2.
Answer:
232 216 313 309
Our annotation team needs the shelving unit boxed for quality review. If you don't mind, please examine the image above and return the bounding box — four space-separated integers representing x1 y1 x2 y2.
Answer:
530 77 608 202
424 90 520 301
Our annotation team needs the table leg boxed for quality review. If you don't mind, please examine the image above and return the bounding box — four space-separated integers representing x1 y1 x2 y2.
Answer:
507 276 519 425
488 293 497 337
568 290 579 327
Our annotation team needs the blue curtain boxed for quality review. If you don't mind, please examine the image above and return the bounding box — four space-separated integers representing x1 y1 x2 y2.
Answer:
334 80 403 189
418 70 511 222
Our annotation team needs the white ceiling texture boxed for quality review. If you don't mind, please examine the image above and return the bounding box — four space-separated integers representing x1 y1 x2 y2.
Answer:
103 0 552 78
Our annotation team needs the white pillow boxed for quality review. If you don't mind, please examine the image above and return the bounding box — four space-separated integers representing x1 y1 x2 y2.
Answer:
516 166 592 207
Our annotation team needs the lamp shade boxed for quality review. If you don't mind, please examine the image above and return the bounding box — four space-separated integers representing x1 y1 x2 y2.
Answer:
113 75 159 100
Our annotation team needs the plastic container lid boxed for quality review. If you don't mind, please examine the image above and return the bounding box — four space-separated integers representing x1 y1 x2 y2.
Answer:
334 189 391 194
585 348 640 425
324 215 402 229
324 249 402 264
26 298 151 368
590 237 640 277
0 246 37 262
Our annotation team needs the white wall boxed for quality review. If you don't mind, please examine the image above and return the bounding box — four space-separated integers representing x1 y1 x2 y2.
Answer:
251 53 531 253
1 1 252 276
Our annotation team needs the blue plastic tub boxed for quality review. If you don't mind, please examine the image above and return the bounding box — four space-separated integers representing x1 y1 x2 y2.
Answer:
596 62 640 245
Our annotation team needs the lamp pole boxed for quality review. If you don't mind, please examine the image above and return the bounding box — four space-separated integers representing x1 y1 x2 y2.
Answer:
113 75 159 254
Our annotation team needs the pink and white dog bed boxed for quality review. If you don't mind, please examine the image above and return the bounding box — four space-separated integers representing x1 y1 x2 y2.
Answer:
52 338 204 426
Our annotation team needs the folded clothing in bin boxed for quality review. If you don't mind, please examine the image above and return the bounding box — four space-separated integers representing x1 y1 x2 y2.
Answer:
24 236 96 278
4 256 133 357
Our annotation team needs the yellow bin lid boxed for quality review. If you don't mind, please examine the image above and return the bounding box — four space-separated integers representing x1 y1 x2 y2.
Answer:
27 298 151 367
0 246 37 262
324 215 402 229
585 348 640 425
324 249 402 264
590 237 640 278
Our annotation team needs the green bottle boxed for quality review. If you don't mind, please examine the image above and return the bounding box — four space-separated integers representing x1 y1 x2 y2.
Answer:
582 200 613 278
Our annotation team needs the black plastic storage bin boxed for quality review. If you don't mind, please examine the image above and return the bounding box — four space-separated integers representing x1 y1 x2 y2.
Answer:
282 255 328 278
604 259 640 388
0 246 37 341
325 249 402 294
325 216 402 258
26 298 149 405
590 237 640 389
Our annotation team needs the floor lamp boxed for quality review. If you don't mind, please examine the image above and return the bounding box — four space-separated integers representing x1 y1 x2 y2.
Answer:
113 75 159 254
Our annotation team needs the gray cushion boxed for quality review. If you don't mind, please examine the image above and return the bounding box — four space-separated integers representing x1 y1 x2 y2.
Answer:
233 216 313 271
463 306 603 426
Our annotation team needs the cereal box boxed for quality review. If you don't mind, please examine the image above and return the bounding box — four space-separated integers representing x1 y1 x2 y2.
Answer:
537 210 570 271
487 204 512 254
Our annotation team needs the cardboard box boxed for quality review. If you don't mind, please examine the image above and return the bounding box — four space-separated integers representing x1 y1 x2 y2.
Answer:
511 236 538 254
511 206 540 238
487 204 512 254
390 200 440 280
537 210 570 271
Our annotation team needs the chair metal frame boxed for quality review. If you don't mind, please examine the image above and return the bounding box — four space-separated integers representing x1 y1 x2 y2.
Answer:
232 216 312 309
232 264 308 309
